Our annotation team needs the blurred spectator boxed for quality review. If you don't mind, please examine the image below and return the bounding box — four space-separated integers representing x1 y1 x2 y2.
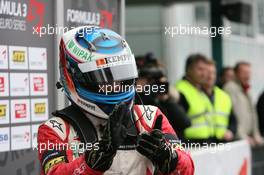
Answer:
224 62 264 146
257 91 264 137
217 67 235 88
202 60 237 142
175 54 216 143
135 53 191 138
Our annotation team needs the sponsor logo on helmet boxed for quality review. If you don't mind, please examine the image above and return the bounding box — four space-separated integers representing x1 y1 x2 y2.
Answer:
95 58 106 67
77 98 95 111
106 54 133 63
96 54 133 68
66 40 94 62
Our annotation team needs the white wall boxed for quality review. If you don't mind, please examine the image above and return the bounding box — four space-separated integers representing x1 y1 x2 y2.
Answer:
126 5 163 58
163 3 211 84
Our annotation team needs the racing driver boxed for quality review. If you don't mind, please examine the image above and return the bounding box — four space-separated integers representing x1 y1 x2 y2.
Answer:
37 26 194 175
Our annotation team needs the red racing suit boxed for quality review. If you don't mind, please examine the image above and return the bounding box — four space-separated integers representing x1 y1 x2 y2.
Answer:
37 105 194 175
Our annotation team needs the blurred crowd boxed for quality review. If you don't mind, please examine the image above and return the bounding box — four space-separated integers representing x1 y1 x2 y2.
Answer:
135 53 264 147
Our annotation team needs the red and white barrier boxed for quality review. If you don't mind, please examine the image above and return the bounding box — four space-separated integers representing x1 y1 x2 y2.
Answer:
190 140 251 175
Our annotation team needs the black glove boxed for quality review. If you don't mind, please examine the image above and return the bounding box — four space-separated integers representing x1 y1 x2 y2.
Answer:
85 138 116 171
108 102 129 149
136 129 178 174
85 103 128 171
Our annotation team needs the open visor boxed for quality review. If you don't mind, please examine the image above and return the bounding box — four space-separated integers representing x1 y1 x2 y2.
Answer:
77 54 138 83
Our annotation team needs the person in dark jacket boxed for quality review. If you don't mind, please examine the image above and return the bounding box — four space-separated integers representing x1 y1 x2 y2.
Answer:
257 91 264 137
217 67 235 88
135 54 191 140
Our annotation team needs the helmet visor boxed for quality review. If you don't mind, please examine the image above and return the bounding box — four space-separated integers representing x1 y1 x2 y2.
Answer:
77 54 138 83
69 54 138 94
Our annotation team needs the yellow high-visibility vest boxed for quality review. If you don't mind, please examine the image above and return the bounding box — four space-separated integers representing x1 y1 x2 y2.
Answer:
176 80 214 139
210 86 232 139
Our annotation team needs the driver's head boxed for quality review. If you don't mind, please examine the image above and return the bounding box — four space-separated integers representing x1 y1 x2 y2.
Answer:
59 26 138 119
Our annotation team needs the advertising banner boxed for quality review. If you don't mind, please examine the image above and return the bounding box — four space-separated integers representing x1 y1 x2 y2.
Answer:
0 0 55 174
0 0 121 174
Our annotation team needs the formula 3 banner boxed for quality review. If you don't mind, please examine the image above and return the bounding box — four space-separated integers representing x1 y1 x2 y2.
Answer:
0 0 121 174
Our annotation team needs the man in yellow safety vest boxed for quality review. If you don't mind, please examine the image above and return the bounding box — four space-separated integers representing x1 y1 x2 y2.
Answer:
176 54 213 143
202 59 237 142
175 54 236 143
